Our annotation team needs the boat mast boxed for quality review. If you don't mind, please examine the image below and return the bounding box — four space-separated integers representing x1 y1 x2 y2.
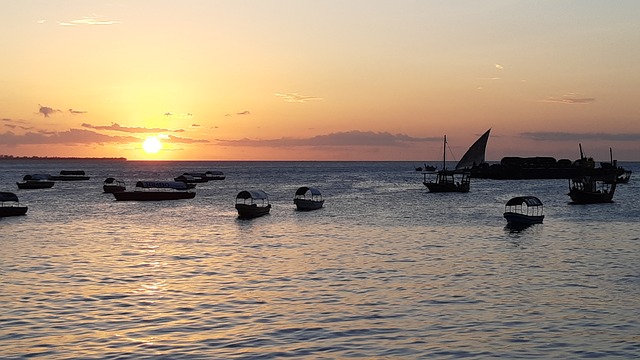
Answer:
443 135 447 170
610 147 613 163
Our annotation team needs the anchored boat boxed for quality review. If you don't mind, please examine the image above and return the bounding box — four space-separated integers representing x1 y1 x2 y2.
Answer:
235 190 271 219
503 196 544 228
0 192 28 217
293 186 324 211
113 181 196 201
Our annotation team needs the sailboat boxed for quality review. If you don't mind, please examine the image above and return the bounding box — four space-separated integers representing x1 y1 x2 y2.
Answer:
455 128 491 170
423 129 491 193
423 135 471 192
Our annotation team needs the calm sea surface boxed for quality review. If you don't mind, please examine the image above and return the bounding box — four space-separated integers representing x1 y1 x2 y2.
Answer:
1 160 639 359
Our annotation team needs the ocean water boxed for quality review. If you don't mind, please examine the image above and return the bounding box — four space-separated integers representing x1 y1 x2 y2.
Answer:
1 160 639 359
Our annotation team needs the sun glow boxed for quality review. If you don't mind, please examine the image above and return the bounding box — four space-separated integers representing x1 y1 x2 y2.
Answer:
142 136 163 154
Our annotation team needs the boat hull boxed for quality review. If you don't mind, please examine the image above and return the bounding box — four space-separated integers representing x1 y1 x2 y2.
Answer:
103 185 126 193
294 199 324 211
113 191 195 201
50 176 90 181
503 212 544 225
17 181 55 189
424 182 469 193
235 203 271 219
0 206 28 217
568 190 614 204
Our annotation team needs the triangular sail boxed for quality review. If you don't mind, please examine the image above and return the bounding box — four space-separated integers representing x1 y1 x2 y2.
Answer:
455 128 491 170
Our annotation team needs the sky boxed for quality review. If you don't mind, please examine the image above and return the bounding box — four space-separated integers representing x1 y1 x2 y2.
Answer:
1 0 639 161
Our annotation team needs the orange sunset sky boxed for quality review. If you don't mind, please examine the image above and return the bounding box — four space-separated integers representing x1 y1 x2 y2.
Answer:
1 1 639 161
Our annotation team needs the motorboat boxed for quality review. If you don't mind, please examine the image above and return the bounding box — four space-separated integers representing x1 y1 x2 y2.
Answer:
51 170 90 181
174 173 207 183
0 192 28 217
17 174 55 189
113 181 196 201
293 186 324 211
235 189 271 219
203 171 226 180
503 196 544 228
103 178 126 193
568 175 616 204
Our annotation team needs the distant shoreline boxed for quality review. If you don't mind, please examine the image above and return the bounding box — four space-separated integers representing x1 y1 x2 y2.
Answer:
0 156 127 161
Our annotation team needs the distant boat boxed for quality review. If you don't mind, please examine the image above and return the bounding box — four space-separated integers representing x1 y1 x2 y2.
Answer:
235 190 271 219
113 181 196 201
51 170 90 181
103 178 126 193
174 173 207 183
293 186 324 211
600 148 632 184
503 196 544 228
416 164 436 172
423 134 474 193
17 174 55 189
568 175 616 204
0 192 28 217
203 171 225 180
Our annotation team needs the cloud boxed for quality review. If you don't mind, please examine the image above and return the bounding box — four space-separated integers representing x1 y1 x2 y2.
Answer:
164 112 193 117
217 130 439 147
237 111 251 115
275 93 323 103
165 135 209 144
59 17 119 26
81 122 185 133
540 94 595 104
191 124 201 127
0 129 138 146
495 64 504 70
39 105 61 117
68 109 87 115
520 132 640 142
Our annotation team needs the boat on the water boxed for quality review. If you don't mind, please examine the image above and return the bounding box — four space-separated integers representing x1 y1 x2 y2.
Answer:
568 175 616 204
423 130 489 193
503 196 544 228
203 171 225 180
174 173 208 183
103 178 126 193
51 170 90 181
293 186 324 211
416 164 437 172
235 190 271 219
0 192 28 217
113 181 196 201
17 174 55 189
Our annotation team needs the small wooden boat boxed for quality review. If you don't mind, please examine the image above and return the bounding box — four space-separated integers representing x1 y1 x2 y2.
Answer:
503 196 544 227
17 174 55 189
103 178 126 193
174 173 207 183
423 135 474 193
235 190 271 219
568 175 616 204
51 170 90 181
113 181 196 201
616 170 632 184
203 171 225 180
0 192 28 217
294 186 324 211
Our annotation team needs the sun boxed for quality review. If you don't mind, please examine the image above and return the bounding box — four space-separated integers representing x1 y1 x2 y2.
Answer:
142 136 163 154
